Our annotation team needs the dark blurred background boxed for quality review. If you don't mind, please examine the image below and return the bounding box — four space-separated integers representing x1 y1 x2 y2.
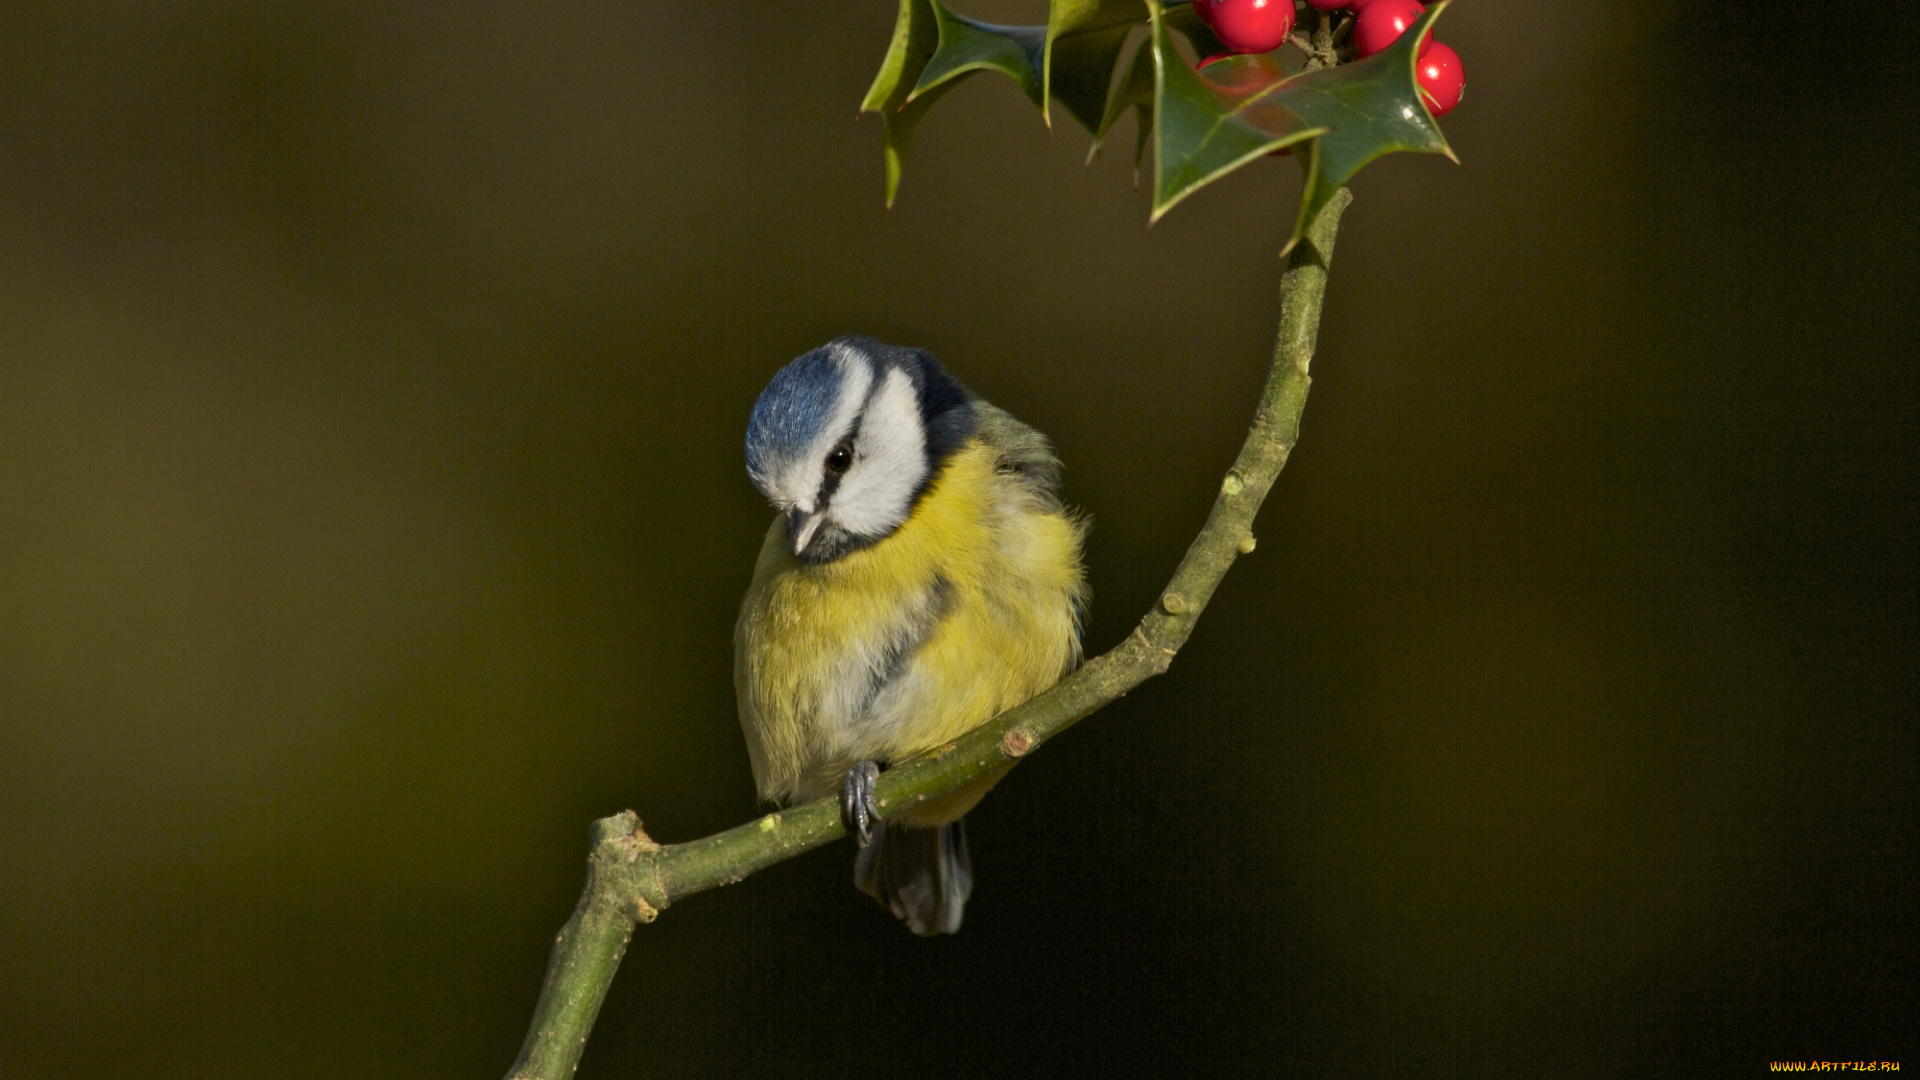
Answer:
2 1 1915 1076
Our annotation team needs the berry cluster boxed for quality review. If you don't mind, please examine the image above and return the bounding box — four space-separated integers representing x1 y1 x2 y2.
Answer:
1191 0 1465 117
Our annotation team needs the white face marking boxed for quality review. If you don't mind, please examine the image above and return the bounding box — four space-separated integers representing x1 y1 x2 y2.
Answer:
760 345 872 513
825 367 927 539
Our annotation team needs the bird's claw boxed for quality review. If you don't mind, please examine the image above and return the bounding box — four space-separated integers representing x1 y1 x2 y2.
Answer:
841 760 883 848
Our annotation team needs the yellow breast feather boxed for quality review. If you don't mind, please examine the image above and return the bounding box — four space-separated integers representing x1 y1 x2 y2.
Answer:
734 435 1086 810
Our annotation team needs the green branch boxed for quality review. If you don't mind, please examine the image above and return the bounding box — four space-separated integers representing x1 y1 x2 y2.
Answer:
503 186 1354 1080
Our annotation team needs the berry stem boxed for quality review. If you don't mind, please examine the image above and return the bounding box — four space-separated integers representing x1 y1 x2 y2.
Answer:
1331 13 1353 47
1299 9 1348 70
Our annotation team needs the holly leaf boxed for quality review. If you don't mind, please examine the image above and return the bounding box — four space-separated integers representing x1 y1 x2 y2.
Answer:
1091 34 1155 181
859 0 1050 207
864 0 1458 234
1271 4 1457 251
1144 0 1326 223
1091 2 1249 182
1147 0 1456 250
909 0 1047 110
859 0 954 208
1045 0 1149 134
870 0 1221 193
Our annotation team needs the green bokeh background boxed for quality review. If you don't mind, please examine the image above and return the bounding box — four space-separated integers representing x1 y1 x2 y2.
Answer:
2 1 1914 1076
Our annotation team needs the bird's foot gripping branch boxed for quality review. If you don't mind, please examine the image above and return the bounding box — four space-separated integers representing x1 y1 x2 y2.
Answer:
508 1 1466 1075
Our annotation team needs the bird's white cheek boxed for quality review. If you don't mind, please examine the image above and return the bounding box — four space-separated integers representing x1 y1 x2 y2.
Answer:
829 369 928 537
829 460 923 537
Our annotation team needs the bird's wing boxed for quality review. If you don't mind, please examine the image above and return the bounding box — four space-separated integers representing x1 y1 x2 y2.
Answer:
967 403 1090 659
969 402 1066 507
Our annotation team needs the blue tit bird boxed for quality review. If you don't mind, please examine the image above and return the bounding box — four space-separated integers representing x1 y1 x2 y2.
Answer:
734 335 1088 936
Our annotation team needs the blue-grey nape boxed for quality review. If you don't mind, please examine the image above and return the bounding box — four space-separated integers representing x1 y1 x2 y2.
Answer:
880 339 975 465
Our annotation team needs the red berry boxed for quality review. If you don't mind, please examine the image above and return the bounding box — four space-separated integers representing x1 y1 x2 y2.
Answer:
1209 0 1294 54
1197 50 1235 70
1305 0 1347 11
1415 40 1464 116
1192 0 1218 27
1353 0 1428 58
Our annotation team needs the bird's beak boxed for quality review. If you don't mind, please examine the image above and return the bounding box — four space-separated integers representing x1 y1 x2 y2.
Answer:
788 509 825 557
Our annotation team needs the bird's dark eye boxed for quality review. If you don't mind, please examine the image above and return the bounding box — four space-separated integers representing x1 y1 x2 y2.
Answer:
825 445 853 474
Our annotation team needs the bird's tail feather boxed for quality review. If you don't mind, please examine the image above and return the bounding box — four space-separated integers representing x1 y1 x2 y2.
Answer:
854 819 972 936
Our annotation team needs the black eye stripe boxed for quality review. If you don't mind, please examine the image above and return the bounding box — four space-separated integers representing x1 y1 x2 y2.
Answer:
813 408 863 509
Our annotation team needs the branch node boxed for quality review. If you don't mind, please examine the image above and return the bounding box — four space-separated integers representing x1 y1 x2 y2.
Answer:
999 729 1034 759
1130 624 1178 674
589 815 670 916
1221 471 1245 496
1160 591 1190 616
591 811 662 861
1238 533 1258 554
